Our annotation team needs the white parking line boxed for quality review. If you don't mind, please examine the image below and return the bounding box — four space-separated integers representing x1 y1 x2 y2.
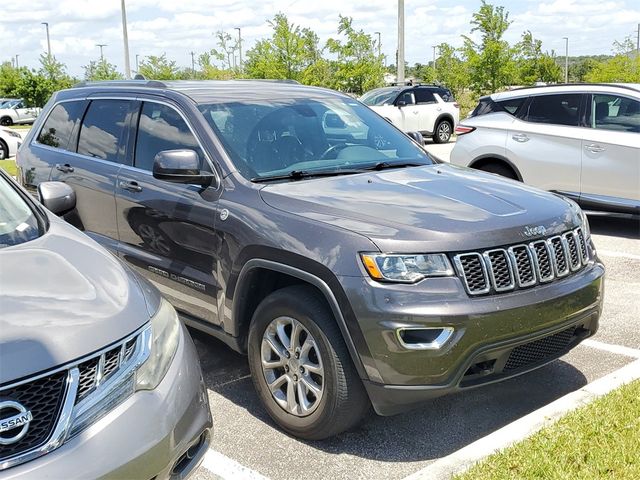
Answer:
582 339 640 358
597 250 640 261
201 449 271 480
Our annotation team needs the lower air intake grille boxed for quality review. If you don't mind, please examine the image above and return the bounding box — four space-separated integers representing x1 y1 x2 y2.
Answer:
504 327 577 372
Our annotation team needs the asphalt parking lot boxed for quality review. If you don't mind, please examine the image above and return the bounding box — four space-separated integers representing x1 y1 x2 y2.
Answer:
188 190 639 477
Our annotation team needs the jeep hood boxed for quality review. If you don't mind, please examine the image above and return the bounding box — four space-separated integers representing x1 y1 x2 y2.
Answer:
259 164 580 253
0 215 156 384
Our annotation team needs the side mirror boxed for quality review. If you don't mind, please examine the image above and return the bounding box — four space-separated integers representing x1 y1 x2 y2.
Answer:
406 131 425 146
38 181 76 215
396 100 407 107
152 149 216 187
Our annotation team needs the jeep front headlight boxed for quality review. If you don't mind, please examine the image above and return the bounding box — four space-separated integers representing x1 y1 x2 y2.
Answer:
361 253 454 283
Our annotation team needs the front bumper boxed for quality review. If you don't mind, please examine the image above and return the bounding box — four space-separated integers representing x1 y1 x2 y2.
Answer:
1 324 212 480
340 260 605 415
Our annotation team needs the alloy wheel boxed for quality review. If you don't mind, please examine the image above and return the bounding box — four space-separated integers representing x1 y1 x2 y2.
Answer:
260 316 325 416
438 122 451 142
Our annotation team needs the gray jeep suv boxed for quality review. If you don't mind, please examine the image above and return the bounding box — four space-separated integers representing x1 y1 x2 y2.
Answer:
18 80 605 440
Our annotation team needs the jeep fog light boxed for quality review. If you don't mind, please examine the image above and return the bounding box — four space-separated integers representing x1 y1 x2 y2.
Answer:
397 327 454 350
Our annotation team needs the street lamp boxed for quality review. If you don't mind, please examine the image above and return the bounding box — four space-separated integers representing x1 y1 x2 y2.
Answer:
15 54 19 68
432 45 438 81
96 44 107 61
397 0 405 84
375 32 381 59
135 54 140 73
235 27 242 72
563 37 569 83
41 22 52 59
121 0 132 79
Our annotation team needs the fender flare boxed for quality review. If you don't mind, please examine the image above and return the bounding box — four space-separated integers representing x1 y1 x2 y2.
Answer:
233 258 377 381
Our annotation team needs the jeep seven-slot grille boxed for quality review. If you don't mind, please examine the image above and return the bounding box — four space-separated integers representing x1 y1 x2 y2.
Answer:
454 228 589 296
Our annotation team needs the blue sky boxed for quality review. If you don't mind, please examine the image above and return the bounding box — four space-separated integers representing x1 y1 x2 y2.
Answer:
1 0 639 76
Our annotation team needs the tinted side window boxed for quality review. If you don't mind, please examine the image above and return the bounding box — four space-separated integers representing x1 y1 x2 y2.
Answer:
397 91 415 105
525 94 582 127
415 89 436 104
77 100 131 162
497 98 525 116
36 101 85 150
591 94 640 133
469 97 501 117
436 89 454 102
134 102 205 172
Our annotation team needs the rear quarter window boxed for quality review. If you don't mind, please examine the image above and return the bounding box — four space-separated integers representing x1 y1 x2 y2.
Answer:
36 101 86 150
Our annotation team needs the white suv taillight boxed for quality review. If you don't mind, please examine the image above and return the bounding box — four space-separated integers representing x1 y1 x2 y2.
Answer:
455 125 476 136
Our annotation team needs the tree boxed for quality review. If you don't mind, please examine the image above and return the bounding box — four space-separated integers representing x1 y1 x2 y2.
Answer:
244 13 320 81
83 60 124 81
325 16 385 94
515 31 562 85
461 1 516 93
138 54 182 80
0 62 23 98
197 51 236 80
210 30 240 71
585 36 640 82
434 43 470 98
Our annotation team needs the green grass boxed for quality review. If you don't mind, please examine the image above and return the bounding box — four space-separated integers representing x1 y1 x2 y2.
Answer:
455 380 640 480
9 124 31 130
0 159 17 177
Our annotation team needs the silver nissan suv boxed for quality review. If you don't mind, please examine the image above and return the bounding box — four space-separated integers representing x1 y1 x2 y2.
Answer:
0 170 212 478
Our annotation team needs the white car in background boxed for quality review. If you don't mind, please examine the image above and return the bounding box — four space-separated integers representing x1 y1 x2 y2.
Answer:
360 84 460 143
0 127 22 160
450 84 640 216
0 99 41 126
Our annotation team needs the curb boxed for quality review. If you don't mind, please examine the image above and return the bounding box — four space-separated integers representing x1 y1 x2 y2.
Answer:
403 357 640 480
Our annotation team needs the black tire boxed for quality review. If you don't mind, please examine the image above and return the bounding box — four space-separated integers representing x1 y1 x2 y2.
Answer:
248 285 369 440
0 117 13 127
479 162 519 180
433 119 452 144
0 140 7 160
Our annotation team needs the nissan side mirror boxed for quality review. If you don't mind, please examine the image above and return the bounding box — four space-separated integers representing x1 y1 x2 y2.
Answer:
152 149 216 188
396 100 407 107
38 181 76 215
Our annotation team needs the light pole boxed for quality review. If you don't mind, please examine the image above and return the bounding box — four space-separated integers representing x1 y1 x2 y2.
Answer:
432 45 437 82
41 22 52 59
135 54 140 73
190 51 196 75
375 32 381 59
121 0 132 79
397 0 405 84
96 44 107 61
563 37 569 83
235 27 242 72
15 54 19 68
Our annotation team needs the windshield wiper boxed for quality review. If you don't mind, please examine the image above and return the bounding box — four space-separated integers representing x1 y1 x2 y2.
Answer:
251 169 364 183
364 161 426 171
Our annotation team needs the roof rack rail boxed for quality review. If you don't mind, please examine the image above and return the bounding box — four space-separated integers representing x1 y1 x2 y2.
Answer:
73 80 168 89
506 82 640 93
247 79 301 84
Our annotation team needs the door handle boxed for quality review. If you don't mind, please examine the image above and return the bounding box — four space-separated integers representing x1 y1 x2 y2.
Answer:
511 133 529 143
584 143 605 153
119 180 143 193
55 163 74 173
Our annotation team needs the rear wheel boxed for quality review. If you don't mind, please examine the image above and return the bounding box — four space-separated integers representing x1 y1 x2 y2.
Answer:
433 119 452 144
0 140 7 160
478 162 519 180
0 117 13 127
248 285 369 440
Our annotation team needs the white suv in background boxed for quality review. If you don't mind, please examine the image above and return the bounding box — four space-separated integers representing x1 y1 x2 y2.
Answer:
360 85 460 143
450 84 639 216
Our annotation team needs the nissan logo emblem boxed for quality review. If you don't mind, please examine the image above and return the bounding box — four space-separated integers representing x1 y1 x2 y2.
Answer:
0 400 33 445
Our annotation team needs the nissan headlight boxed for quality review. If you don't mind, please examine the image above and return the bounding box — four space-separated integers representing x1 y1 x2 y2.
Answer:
136 298 180 391
361 253 454 283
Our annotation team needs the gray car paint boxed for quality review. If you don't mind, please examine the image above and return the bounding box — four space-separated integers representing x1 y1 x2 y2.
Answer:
16 81 605 414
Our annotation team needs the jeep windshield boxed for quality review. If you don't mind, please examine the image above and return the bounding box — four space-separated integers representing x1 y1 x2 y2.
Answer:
0 174 43 248
197 96 433 182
